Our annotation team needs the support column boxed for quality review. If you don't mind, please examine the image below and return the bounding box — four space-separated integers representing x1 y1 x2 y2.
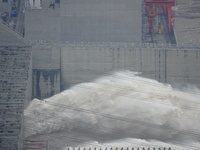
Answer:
167 6 173 33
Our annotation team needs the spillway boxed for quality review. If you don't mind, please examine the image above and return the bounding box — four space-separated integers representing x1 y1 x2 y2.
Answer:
25 71 200 150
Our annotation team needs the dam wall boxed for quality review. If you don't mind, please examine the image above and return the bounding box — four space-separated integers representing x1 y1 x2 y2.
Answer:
32 45 61 99
0 46 32 150
32 43 200 99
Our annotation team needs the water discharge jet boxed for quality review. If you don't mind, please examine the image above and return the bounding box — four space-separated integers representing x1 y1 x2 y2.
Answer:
24 71 200 149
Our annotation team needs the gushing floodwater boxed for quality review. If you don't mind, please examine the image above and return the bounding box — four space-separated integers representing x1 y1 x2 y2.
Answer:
24 71 200 149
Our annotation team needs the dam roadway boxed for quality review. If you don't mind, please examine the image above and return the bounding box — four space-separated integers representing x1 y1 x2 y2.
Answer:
25 0 142 43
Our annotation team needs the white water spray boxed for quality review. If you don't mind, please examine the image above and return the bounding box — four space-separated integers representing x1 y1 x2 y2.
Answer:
24 71 200 149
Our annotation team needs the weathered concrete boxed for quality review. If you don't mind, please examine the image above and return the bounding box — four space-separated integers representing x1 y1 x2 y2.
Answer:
32 45 60 70
174 0 200 45
32 69 60 99
25 0 142 43
0 45 32 150
60 0 141 43
31 43 200 99
25 8 61 42
32 45 61 99
60 44 200 89
0 20 29 46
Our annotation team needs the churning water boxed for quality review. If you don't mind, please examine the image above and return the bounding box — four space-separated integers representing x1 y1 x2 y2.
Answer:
24 71 200 150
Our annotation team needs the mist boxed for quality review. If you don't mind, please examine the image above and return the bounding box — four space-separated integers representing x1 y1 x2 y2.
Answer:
24 71 200 149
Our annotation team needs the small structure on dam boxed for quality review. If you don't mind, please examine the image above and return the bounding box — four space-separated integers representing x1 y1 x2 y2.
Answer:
142 0 177 44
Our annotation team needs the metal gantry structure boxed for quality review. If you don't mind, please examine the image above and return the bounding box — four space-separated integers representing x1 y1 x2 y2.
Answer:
145 0 175 34
143 0 176 44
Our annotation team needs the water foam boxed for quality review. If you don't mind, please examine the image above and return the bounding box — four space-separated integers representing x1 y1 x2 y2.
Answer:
24 71 200 149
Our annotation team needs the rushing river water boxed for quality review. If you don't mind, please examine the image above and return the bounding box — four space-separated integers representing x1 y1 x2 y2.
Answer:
24 71 200 150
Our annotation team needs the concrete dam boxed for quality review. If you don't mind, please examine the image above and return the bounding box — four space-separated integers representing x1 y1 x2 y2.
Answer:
1 0 200 149
32 43 200 99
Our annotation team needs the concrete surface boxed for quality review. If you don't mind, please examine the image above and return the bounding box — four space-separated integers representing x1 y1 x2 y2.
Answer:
0 45 32 149
25 0 142 43
174 0 200 44
60 44 200 89
0 20 28 46
31 43 200 99
32 45 61 99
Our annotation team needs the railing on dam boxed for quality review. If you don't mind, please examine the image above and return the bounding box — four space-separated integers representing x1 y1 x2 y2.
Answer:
28 41 200 50
65 147 171 150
